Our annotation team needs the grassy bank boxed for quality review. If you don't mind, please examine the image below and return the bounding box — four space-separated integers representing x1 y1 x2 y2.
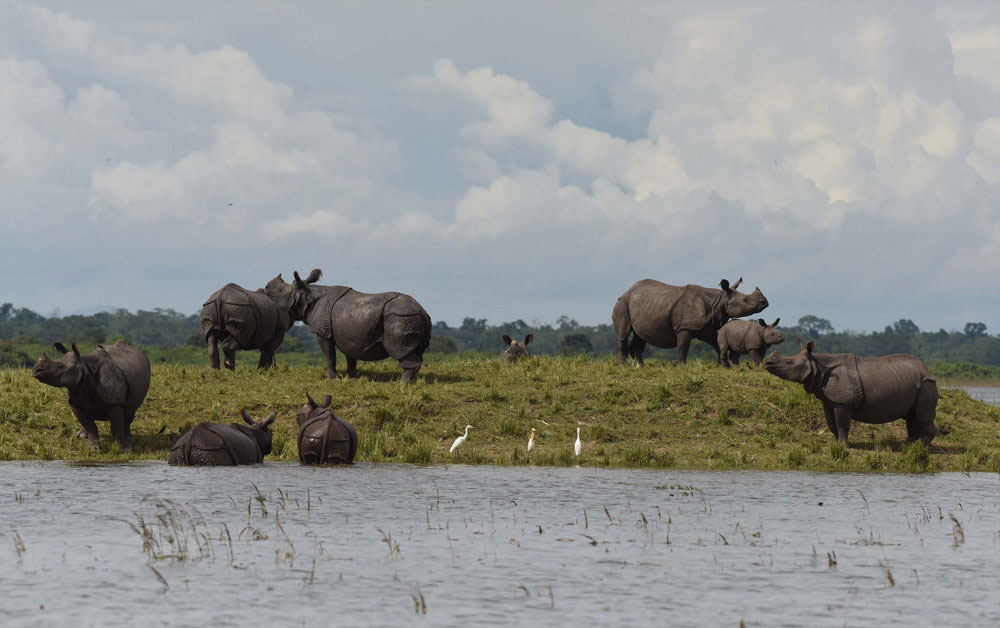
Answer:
1 357 998 471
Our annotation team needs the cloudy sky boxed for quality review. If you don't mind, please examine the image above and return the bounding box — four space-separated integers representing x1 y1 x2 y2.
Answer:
1 1 998 331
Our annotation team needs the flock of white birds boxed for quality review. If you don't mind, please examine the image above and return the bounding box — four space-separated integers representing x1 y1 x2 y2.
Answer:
449 424 583 457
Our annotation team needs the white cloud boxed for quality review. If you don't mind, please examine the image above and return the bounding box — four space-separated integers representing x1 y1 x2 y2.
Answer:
967 117 1000 184
948 26 1000 90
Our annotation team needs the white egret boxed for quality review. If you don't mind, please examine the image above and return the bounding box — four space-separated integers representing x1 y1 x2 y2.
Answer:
450 425 473 454
574 427 582 457
527 428 536 455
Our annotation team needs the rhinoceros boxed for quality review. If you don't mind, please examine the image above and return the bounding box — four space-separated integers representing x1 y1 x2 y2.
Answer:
295 393 358 464
499 334 534 362
718 318 784 367
168 410 277 466
32 340 150 449
612 277 769 364
264 269 432 383
201 281 309 370
762 340 938 446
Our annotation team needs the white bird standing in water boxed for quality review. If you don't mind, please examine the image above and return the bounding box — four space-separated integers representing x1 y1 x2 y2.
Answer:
574 427 582 457
527 428 536 455
450 425 472 454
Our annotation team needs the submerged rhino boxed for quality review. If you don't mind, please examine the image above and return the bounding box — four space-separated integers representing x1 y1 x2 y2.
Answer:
32 340 150 449
499 334 534 362
169 410 277 466
295 393 358 465
201 281 304 370
613 277 769 364
762 340 938 446
718 318 784 367
264 269 432 383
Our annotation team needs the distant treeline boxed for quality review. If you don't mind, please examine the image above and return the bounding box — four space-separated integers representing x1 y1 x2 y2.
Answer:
0 302 997 367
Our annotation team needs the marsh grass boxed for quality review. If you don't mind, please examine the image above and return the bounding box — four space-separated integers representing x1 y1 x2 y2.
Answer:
2 357 999 471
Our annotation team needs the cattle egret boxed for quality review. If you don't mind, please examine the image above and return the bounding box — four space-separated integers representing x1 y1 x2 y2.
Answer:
527 428 536 454
574 427 582 457
450 425 472 453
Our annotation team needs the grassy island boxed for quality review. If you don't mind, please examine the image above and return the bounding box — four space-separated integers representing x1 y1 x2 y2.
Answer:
1 357 998 471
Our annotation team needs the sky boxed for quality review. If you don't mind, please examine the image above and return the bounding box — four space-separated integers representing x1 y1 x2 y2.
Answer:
1 1 998 332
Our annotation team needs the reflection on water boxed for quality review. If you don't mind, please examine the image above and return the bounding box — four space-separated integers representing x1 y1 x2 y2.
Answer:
1 463 998 627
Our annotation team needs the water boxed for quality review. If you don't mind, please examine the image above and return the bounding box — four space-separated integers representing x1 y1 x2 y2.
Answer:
2 463 998 627
957 386 1000 406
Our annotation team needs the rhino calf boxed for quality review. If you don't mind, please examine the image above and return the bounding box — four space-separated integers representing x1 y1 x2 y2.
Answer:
295 393 358 464
32 340 150 449
718 318 784 367
763 341 938 446
499 334 534 362
169 410 277 465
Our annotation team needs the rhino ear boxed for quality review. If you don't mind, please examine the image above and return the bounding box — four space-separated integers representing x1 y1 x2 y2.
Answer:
241 409 255 425
732 277 743 290
52 342 69 355
757 319 767 327
796 337 804 350
719 279 730 291
320 395 332 408
806 341 815 355
95 359 127 405
305 392 318 410
772 318 780 327
71 343 81 357
524 333 535 346
304 269 322 284
501 334 513 346
261 412 277 427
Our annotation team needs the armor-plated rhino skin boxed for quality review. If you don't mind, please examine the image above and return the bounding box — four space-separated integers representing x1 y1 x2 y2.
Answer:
169 410 277 466
613 277 769 364
718 318 784 367
499 334 534 362
264 269 432 383
32 340 150 449
200 283 293 370
762 341 938 446
295 393 358 465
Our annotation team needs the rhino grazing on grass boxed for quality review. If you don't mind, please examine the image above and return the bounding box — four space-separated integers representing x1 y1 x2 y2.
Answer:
264 269 432 383
500 334 534 362
169 410 277 466
762 340 938 446
613 277 769 364
718 318 784 367
201 281 307 370
295 393 358 465
31 340 150 450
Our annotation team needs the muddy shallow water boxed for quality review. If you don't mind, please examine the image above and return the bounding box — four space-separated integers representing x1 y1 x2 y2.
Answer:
2 463 998 627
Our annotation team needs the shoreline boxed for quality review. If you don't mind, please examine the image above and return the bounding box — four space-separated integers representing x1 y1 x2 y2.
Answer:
2 359 998 471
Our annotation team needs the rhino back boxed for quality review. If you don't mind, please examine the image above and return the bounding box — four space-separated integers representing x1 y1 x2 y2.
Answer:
854 354 934 420
623 280 685 347
330 290 396 358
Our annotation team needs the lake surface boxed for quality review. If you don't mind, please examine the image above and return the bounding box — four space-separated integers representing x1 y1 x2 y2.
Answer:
2 463 998 627
957 386 1000 406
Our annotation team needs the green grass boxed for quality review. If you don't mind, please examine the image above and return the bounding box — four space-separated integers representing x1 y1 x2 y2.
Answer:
1 357 998 471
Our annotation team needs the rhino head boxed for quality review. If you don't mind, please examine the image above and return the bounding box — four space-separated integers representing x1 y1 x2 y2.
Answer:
500 334 534 361
758 318 784 346
240 409 277 456
762 338 815 383
720 277 769 318
32 343 86 388
264 268 322 321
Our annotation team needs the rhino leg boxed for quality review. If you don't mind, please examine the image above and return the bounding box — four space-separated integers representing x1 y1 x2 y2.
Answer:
676 330 693 364
108 406 132 450
612 298 632 365
628 335 646 365
346 358 360 378
207 332 221 369
401 366 420 384
718 334 730 367
822 404 838 438
748 349 763 365
907 380 938 446
221 337 238 370
317 336 338 378
832 405 852 445
398 349 423 384
729 351 741 367
71 405 100 449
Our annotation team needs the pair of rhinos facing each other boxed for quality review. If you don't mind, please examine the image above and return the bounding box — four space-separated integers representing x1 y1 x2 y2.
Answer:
168 393 358 466
200 268 431 383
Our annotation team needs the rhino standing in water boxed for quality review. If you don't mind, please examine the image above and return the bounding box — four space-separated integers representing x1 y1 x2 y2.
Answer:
264 269 431 383
718 318 784 367
32 340 150 449
763 340 938 446
169 410 277 466
613 278 769 364
295 393 358 465
201 280 310 370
